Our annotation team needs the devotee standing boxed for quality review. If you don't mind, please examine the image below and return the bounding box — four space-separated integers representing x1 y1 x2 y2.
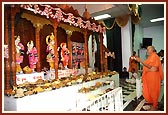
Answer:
120 67 129 81
128 51 138 73
136 46 163 111
126 68 138 84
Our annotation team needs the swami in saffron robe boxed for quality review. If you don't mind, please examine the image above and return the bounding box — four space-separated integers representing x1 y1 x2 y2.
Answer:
142 52 164 108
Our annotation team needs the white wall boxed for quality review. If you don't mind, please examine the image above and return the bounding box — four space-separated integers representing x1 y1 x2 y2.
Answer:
134 25 164 54
143 25 164 52
134 24 143 54
121 17 132 70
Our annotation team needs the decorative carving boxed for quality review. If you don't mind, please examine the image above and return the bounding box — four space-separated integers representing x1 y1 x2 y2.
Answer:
58 23 83 34
34 23 43 30
66 30 72 36
83 4 91 19
20 4 105 33
21 12 52 28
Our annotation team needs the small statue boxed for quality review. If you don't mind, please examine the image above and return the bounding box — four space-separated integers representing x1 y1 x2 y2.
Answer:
46 32 55 70
27 40 38 72
60 43 70 69
15 36 24 74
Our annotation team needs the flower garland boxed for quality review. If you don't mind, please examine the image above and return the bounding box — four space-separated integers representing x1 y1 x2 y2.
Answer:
101 20 116 30
20 4 106 33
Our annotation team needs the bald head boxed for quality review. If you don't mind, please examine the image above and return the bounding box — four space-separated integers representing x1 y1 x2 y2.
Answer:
146 46 155 55
148 46 155 51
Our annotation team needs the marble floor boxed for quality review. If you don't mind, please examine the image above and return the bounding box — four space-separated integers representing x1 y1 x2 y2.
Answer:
120 79 165 111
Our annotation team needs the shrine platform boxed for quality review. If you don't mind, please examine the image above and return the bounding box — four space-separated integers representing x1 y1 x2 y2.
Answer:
16 68 93 85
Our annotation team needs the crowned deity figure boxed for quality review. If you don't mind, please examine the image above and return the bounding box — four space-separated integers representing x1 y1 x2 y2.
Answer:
46 32 55 70
60 43 70 69
27 40 38 72
15 35 24 73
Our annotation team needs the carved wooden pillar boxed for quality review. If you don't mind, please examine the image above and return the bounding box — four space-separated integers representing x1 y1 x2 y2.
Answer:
53 21 59 79
34 23 43 72
103 49 108 72
104 56 108 72
4 9 11 90
66 30 72 69
11 6 18 87
84 30 88 74
99 33 104 72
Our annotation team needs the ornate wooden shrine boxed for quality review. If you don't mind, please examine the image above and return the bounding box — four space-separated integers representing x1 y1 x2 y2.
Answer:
4 4 107 90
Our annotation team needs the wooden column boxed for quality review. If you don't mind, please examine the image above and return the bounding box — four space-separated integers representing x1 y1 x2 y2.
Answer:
99 33 104 72
53 21 59 79
84 30 88 74
104 49 108 72
11 6 18 87
104 57 108 72
34 23 43 72
4 9 11 90
66 30 72 69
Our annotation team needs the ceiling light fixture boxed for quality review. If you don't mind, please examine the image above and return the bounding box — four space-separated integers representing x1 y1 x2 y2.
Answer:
94 14 111 20
150 17 164 22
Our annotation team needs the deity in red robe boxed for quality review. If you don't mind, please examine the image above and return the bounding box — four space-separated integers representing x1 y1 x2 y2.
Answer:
60 43 70 69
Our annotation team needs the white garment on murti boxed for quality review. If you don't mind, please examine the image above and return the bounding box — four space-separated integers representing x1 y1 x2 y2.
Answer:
125 72 138 84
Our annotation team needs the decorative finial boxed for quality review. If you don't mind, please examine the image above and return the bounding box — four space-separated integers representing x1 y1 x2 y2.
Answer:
83 4 91 19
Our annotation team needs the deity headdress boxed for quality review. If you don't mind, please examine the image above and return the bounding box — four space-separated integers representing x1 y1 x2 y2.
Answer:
46 32 54 45
15 35 21 44
15 35 20 40
60 42 66 48
27 40 34 48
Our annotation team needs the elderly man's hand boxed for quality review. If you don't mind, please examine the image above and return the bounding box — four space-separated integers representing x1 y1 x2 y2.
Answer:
135 57 141 62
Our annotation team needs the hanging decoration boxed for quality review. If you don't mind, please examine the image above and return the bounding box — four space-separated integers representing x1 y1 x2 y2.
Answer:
115 14 130 28
4 45 9 59
128 4 142 24
101 20 116 30
105 52 115 59
101 14 132 30
100 4 142 30
20 4 106 33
